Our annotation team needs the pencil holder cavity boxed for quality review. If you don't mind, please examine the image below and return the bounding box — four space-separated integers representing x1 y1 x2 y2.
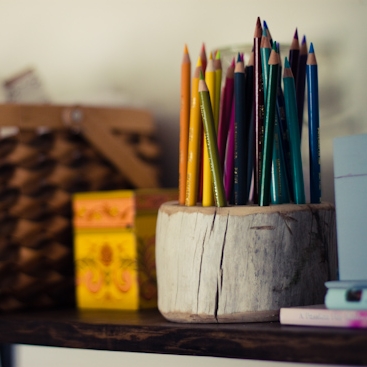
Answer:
155 202 337 323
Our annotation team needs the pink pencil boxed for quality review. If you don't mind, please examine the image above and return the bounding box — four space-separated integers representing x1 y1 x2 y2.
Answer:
217 58 235 170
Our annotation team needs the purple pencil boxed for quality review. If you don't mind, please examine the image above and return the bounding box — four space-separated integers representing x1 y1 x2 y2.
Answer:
224 97 235 202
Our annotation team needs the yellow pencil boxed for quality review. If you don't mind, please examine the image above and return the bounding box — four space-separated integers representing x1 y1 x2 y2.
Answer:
185 57 202 206
178 44 191 205
202 53 215 206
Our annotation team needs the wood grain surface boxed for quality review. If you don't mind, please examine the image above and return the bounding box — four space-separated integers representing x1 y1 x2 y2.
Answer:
0 308 366 365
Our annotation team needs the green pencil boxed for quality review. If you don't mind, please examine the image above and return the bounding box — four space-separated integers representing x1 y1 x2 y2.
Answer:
199 72 226 207
259 48 279 206
283 57 305 204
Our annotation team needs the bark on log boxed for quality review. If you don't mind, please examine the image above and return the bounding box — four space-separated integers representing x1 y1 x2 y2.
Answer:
156 202 337 323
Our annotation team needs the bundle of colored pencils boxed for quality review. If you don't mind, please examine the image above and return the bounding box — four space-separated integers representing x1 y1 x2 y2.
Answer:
179 17 320 207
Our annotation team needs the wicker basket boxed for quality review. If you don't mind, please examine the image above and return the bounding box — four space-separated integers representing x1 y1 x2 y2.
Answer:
0 104 161 312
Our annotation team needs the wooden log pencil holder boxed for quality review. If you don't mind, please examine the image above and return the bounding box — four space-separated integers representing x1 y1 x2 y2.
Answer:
156 202 338 323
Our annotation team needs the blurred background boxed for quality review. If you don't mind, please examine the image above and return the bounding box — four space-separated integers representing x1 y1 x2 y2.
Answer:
0 0 365 365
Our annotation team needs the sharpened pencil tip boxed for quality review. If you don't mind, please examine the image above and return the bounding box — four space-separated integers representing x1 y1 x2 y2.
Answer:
196 57 202 67
294 28 298 39
254 17 262 37
184 44 189 54
215 50 221 59
199 70 204 80
309 43 314 53
301 35 307 45
263 20 268 30
284 57 291 69
237 53 241 63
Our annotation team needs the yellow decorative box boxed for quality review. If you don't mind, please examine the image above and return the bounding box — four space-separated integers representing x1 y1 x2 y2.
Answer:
72 189 177 310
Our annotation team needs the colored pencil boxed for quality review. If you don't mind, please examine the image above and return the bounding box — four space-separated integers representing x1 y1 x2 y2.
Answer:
253 16 264 205
289 29 300 89
270 45 290 204
245 51 254 199
179 44 191 205
271 115 290 204
185 57 202 206
199 73 226 207
202 54 216 206
276 43 294 202
217 58 234 170
224 98 235 203
296 35 308 138
200 43 207 73
259 48 279 206
283 57 305 204
234 53 247 205
260 29 271 100
306 43 321 203
214 50 222 132
263 20 272 44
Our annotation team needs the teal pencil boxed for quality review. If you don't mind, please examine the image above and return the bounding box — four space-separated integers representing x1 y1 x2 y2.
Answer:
271 45 290 204
271 116 290 204
283 57 305 204
259 48 279 206
199 72 226 207
260 29 271 102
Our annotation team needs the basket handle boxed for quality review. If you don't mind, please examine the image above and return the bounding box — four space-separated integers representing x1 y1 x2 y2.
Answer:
0 104 160 188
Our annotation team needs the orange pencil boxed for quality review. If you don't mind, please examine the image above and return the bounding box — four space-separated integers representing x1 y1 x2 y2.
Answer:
185 57 203 206
178 44 191 205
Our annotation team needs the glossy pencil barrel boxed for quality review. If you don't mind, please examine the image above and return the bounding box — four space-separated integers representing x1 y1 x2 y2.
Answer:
199 79 226 207
259 51 278 206
202 56 216 206
179 45 191 205
185 58 202 206
234 56 247 205
217 60 234 170
253 17 264 204
306 44 321 203
283 58 305 204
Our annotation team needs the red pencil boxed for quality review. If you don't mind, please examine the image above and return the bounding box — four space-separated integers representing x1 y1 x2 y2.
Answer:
200 43 207 73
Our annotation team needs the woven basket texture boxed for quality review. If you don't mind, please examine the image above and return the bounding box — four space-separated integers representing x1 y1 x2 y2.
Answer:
0 126 160 312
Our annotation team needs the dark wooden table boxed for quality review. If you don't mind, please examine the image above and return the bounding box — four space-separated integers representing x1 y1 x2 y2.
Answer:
0 308 366 366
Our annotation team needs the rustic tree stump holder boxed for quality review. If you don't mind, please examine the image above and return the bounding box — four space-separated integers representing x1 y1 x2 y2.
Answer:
156 202 338 323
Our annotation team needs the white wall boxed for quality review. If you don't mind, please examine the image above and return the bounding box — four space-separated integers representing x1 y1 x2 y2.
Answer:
0 0 366 200
1 0 366 365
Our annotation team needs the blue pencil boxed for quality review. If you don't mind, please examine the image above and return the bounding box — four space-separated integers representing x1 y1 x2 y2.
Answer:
306 43 321 203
